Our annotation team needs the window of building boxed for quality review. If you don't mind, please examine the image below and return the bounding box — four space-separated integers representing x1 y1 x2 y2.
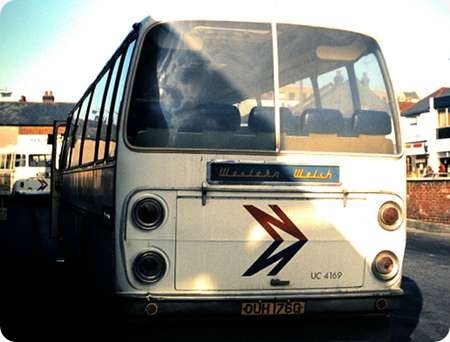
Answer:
438 108 450 128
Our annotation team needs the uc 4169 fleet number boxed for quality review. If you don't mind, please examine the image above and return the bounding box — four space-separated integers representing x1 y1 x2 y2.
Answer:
310 271 343 280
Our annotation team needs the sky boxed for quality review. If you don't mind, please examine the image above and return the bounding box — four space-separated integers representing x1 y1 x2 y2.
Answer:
0 0 449 103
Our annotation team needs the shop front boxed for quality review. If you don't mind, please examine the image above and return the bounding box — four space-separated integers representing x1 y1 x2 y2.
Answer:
438 152 449 176
406 141 429 177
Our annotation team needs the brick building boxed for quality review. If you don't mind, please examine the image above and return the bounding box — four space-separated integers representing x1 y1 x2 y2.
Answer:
402 87 450 178
0 97 74 194
0 99 74 148
401 88 450 225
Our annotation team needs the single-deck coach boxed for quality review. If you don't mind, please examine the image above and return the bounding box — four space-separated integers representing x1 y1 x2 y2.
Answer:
51 15 406 325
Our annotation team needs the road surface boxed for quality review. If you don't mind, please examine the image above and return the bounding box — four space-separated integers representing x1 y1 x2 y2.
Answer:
0 197 449 341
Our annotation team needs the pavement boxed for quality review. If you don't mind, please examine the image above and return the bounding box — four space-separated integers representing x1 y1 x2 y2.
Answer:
407 218 450 234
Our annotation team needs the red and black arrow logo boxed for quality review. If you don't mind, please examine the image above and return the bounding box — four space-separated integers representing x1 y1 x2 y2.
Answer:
243 205 308 277
37 177 48 191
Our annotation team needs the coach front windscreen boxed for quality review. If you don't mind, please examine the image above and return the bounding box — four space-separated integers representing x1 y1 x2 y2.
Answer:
127 21 397 154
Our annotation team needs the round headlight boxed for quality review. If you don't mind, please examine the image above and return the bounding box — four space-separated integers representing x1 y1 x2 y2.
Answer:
378 202 403 231
372 251 399 281
133 251 167 284
133 198 165 230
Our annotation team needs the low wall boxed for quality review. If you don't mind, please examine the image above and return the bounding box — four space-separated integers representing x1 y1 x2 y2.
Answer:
407 178 450 225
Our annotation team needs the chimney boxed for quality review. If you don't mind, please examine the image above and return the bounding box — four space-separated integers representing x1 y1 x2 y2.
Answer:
43 90 55 104
0 89 12 98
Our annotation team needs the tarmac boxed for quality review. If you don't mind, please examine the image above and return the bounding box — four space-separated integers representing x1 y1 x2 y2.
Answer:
407 219 450 234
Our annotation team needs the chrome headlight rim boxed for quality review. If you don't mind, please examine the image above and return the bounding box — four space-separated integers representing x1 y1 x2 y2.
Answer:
132 197 165 230
133 250 167 284
378 201 403 231
372 250 400 281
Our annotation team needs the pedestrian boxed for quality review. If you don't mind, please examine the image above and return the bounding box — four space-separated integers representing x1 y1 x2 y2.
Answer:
438 162 447 177
424 166 434 178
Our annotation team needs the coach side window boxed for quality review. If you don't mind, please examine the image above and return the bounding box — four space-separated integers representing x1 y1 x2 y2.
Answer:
70 94 92 168
81 71 109 165
98 60 120 161
108 40 135 159
15 154 26 167
64 107 80 169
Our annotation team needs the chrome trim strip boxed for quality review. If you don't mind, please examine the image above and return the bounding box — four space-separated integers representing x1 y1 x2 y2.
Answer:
115 289 404 301
272 22 281 153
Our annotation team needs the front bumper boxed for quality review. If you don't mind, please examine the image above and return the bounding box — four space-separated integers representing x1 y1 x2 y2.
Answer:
116 290 403 318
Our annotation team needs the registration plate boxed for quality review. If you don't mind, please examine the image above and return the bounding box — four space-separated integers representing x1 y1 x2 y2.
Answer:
241 301 305 316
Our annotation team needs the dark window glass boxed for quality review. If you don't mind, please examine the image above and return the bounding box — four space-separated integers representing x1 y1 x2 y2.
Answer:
5 154 12 169
29 154 51 167
317 67 353 117
108 41 135 159
277 24 396 154
354 53 390 113
81 71 109 165
70 95 91 167
15 154 26 167
0 154 13 169
98 61 120 161
127 21 275 151
64 107 80 169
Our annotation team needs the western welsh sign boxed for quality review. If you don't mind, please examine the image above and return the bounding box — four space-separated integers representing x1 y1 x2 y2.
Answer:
208 161 339 184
